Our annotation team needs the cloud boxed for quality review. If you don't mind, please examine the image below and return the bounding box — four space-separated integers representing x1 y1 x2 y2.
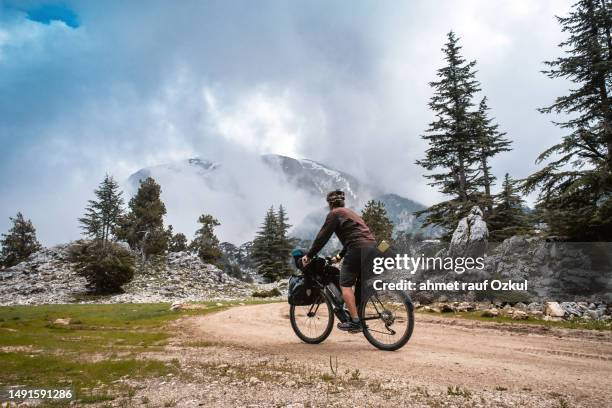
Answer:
204 86 306 159
0 0 573 245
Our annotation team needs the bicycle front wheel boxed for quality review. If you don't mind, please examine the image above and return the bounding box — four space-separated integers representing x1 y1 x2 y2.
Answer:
360 289 414 351
290 295 334 344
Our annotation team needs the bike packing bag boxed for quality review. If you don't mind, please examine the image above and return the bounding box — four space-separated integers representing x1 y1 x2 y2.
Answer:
288 274 321 306
323 264 340 287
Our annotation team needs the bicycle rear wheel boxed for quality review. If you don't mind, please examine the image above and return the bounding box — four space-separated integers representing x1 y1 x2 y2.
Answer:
290 295 334 344
360 290 414 351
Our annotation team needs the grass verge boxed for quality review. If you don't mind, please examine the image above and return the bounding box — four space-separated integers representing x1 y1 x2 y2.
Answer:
0 300 267 405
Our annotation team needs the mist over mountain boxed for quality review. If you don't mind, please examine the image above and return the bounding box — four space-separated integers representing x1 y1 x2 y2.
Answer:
128 154 432 244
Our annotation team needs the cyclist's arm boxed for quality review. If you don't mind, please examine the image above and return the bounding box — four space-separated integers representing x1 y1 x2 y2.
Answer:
306 212 338 258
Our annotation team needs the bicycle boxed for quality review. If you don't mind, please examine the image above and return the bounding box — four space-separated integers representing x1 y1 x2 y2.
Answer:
288 251 414 351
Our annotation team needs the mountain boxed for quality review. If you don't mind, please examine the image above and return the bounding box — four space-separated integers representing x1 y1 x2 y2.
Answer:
127 154 435 244
260 154 378 205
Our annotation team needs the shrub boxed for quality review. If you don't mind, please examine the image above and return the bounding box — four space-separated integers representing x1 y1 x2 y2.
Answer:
251 288 281 298
69 240 135 294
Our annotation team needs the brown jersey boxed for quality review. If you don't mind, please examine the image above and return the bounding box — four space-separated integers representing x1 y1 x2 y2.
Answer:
306 207 376 258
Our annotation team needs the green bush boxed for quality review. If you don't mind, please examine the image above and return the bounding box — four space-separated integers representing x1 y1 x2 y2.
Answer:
252 288 281 298
69 240 135 294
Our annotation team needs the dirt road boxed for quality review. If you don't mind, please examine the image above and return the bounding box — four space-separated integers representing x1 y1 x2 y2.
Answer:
182 303 612 407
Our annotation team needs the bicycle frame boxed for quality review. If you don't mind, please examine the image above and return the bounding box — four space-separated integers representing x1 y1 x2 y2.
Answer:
305 257 366 323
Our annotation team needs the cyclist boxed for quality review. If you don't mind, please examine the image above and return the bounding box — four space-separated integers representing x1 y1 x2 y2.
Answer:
301 190 377 333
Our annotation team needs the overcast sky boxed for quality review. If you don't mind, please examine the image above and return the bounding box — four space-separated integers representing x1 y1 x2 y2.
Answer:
0 0 573 245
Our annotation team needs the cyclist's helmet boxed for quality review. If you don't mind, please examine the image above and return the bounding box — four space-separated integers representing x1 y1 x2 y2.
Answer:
326 190 345 208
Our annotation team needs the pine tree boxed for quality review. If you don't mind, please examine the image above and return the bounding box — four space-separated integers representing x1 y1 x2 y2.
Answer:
415 31 484 236
522 0 612 240
488 174 531 241
471 97 512 215
190 214 222 264
252 207 279 282
79 174 124 246
0 212 42 267
168 228 188 252
119 177 168 259
274 205 293 278
361 200 394 243
73 175 134 293
251 206 293 282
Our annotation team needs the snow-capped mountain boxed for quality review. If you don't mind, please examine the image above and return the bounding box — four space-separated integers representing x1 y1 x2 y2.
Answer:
127 154 432 243
260 154 376 205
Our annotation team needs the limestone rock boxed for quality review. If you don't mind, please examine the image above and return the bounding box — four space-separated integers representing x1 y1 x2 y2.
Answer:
449 206 488 258
512 311 529 320
527 302 542 312
544 302 565 317
514 302 527 311
585 309 600 320
560 302 582 317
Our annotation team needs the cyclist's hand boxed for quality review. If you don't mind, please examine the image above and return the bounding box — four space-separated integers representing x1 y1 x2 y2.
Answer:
301 255 311 266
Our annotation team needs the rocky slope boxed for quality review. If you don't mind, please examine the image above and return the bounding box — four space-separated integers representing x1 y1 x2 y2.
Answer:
0 245 285 306
403 209 612 303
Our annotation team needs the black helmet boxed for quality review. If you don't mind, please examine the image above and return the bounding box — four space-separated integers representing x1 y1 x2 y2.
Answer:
326 190 345 207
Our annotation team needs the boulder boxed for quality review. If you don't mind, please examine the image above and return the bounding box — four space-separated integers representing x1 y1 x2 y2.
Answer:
544 302 565 317
512 311 529 320
560 302 582 317
585 309 600 320
527 302 542 312
448 206 488 259
514 302 527 311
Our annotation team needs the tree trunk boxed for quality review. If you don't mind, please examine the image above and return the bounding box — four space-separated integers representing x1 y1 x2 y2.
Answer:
481 154 492 215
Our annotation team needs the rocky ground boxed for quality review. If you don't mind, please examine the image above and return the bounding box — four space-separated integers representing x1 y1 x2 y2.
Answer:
0 245 285 306
123 303 612 407
413 298 612 326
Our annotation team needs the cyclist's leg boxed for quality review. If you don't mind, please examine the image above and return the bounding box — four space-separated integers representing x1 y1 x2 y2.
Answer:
339 248 359 315
341 286 358 318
